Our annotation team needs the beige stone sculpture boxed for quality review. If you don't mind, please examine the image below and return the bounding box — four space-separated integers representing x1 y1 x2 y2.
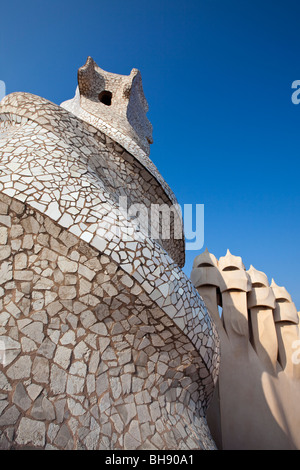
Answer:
191 249 300 450
0 59 220 450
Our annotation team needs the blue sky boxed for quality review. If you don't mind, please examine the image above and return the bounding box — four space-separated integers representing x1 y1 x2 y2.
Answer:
1 0 299 308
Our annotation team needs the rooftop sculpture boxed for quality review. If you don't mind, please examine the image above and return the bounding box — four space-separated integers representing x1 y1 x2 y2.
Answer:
0 59 219 450
191 249 300 450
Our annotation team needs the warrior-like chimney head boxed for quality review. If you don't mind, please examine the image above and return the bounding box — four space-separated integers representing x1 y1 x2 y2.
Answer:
61 57 153 158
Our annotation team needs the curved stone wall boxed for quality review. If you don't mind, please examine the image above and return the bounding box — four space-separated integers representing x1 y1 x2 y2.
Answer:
0 92 184 267
0 198 216 449
0 82 220 450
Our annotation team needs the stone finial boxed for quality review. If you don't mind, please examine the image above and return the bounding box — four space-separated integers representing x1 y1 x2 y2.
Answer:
192 248 218 268
218 249 245 272
247 265 269 288
271 279 299 324
217 250 251 291
271 279 292 302
61 56 153 158
247 266 275 310
190 248 220 289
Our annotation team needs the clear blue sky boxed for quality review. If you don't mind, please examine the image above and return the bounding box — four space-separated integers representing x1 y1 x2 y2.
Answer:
1 0 299 308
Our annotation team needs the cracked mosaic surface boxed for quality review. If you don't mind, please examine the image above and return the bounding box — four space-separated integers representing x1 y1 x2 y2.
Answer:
0 85 219 449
